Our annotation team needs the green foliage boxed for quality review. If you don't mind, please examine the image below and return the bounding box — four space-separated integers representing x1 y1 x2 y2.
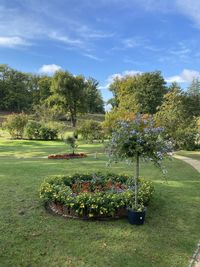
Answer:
49 71 86 127
109 71 167 114
0 65 32 112
64 136 78 154
0 65 104 118
78 120 105 143
24 120 59 140
39 126 58 140
84 78 105 113
156 84 199 150
185 79 200 117
3 113 28 139
39 173 154 217
24 121 41 139
187 78 200 96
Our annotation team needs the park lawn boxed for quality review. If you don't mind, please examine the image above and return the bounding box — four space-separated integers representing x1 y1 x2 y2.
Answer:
0 139 199 267
176 150 200 161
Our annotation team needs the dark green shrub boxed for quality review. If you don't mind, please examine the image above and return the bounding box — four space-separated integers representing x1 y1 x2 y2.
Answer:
39 126 58 140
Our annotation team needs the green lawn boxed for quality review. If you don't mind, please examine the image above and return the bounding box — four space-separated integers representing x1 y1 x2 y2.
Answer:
176 150 200 161
0 139 199 267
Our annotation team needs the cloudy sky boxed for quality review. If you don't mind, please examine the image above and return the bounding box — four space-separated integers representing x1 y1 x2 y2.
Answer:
1 0 200 101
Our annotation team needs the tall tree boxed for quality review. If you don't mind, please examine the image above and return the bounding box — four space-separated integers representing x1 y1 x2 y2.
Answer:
188 78 200 96
85 78 105 113
49 71 86 127
185 78 200 117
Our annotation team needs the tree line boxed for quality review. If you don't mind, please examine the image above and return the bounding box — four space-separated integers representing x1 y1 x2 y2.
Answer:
0 64 105 126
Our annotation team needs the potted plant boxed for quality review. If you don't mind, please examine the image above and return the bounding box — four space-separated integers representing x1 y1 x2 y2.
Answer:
107 114 173 225
127 203 146 225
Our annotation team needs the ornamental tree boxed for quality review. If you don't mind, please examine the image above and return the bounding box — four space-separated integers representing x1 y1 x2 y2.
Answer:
107 114 173 208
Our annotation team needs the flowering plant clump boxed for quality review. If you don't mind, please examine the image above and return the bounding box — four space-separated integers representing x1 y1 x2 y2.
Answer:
107 114 173 166
107 114 173 209
39 173 154 218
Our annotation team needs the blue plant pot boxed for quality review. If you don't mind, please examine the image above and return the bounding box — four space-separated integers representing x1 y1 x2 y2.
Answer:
127 210 146 225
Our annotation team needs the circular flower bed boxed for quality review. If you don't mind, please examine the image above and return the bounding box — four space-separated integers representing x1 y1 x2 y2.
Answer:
40 173 154 219
48 153 87 159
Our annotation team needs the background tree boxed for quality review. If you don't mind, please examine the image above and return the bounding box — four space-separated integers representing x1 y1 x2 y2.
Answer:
0 65 32 111
49 71 87 127
84 78 104 113
184 78 200 117
108 71 167 114
155 83 198 150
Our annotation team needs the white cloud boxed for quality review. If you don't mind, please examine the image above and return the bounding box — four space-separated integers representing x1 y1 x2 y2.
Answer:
0 3 113 52
108 70 142 83
0 36 30 48
105 103 112 112
49 32 83 47
176 0 200 28
165 69 200 83
38 64 62 74
122 38 142 48
82 53 103 61
99 70 142 89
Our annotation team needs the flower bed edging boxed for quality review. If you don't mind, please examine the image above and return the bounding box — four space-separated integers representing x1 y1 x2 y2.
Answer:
48 153 87 159
45 201 128 220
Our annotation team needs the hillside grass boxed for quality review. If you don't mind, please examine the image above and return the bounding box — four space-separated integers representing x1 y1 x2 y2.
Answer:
0 139 199 267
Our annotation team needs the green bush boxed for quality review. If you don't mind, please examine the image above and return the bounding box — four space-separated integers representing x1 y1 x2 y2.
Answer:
39 126 58 140
24 121 41 139
40 173 154 218
24 121 58 140
3 113 28 139
78 120 105 143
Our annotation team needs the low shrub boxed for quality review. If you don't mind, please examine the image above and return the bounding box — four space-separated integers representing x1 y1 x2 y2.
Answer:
3 113 28 139
24 121 58 140
24 121 41 139
40 173 154 218
78 120 105 143
39 126 58 140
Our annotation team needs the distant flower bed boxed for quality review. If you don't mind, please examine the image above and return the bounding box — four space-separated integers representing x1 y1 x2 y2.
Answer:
48 153 87 159
40 173 154 219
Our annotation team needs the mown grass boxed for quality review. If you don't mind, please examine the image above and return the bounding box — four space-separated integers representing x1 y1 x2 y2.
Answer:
0 139 199 267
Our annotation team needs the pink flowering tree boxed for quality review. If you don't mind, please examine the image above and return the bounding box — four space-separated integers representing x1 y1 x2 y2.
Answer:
107 114 173 208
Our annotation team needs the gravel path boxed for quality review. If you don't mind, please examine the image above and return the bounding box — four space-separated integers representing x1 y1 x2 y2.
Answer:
173 155 200 172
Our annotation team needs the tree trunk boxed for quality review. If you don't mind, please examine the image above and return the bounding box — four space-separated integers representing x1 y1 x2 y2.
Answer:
135 152 139 207
71 115 76 127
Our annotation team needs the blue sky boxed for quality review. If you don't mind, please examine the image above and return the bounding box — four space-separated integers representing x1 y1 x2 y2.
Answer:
1 0 200 102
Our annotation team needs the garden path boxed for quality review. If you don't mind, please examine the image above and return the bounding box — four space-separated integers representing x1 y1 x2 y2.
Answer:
173 155 200 172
